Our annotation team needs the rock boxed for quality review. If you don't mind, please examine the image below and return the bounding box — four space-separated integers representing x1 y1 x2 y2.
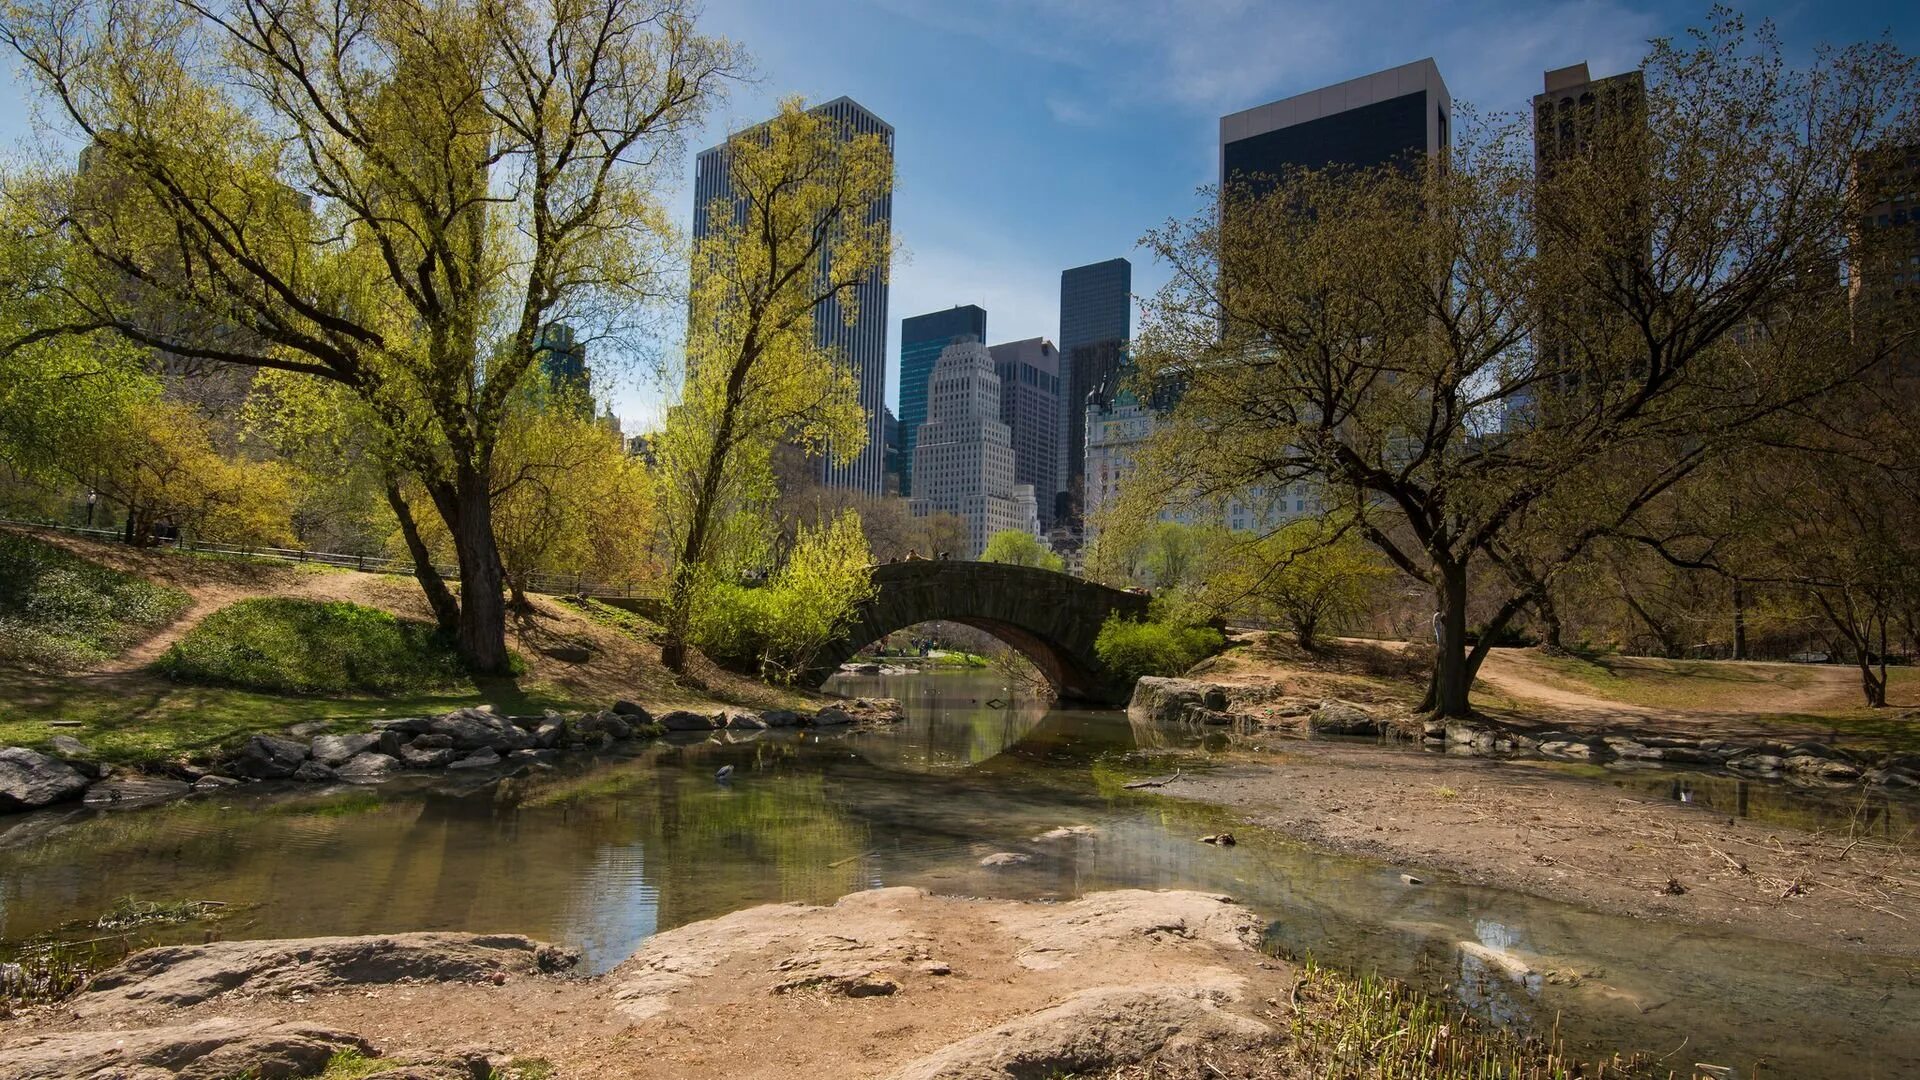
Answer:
1539 740 1594 759
334 752 400 781
1728 753 1786 773
369 716 432 734
1308 701 1380 735
0 746 92 812
772 971 900 997
1786 755 1860 780
447 748 503 770
509 749 558 766
572 712 633 740
724 710 769 730
533 721 566 748
811 706 854 727
1031 825 1099 842
412 733 455 749
285 720 332 739
84 776 192 806
192 774 241 792
883 985 1269 1080
228 734 311 780
309 733 380 766
75 932 577 1016
919 961 953 976
1127 677 1217 725
1401 873 1424 886
377 728 409 757
1198 833 1236 846
0 1018 371 1080
848 697 907 723
1182 705 1234 726
427 708 534 752
292 760 336 783
47 734 92 759
1201 686 1230 711
658 709 717 732
612 699 652 720
1458 941 1536 985
979 852 1035 868
1444 722 1497 750
400 745 457 769
760 709 803 727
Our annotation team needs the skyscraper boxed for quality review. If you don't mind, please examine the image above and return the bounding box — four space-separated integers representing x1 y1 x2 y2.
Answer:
1057 258 1131 529
691 96 894 494
897 304 987 496
1219 58 1451 192
989 337 1061 529
909 338 1031 557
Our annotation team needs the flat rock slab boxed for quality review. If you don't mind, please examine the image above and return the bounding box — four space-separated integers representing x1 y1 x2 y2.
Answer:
1 1017 370 1080
884 984 1268 1080
0 747 90 812
76 932 578 1017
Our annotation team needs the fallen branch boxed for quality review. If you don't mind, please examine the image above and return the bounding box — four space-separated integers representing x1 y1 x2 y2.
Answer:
1124 770 1184 789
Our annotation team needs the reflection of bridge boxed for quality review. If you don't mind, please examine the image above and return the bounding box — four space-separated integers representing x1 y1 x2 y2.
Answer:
802 561 1150 704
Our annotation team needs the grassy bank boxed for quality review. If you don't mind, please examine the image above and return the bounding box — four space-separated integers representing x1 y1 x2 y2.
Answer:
154 597 478 695
0 532 190 671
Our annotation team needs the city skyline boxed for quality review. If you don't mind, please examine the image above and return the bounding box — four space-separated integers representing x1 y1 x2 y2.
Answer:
4 1 1909 437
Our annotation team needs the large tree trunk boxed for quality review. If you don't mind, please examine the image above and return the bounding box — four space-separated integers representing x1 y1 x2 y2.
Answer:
384 479 460 634
1432 561 1473 719
1535 591 1565 653
429 465 511 674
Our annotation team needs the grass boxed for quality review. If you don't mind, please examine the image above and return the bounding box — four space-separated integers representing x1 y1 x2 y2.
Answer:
1530 651 1816 711
154 597 478 695
0 531 190 671
0 893 233 1018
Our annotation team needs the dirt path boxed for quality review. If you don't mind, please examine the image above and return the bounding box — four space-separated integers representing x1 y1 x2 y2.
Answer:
94 571 409 674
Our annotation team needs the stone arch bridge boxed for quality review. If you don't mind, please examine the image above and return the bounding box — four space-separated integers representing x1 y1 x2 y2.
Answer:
801 561 1151 705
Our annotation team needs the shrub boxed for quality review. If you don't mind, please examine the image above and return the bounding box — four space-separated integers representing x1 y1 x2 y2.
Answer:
688 510 875 682
0 532 190 670
1094 614 1224 684
155 598 473 694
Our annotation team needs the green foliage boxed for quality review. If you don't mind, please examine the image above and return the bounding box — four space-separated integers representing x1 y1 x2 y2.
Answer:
1094 612 1224 684
0 532 190 670
155 598 476 695
1211 518 1388 647
980 529 1063 570
690 510 877 682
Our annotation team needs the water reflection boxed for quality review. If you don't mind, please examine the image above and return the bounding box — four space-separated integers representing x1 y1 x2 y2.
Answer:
0 673 1914 1078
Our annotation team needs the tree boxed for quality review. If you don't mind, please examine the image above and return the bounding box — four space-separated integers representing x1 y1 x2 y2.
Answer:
980 529 1062 571
656 98 893 671
79 399 297 546
1212 519 1386 649
688 508 876 682
1129 16 1915 716
0 0 739 671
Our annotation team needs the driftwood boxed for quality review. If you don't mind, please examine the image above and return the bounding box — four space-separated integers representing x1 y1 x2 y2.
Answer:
1123 770 1183 790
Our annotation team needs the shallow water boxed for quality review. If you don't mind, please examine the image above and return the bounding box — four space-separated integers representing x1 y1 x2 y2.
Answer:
1 671 1915 1078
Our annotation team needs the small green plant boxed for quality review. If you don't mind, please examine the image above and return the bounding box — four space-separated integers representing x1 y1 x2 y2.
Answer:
318 1049 387 1079
88 896 228 932
1094 613 1224 684
0 532 190 670
154 598 476 694
1434 785 1459 800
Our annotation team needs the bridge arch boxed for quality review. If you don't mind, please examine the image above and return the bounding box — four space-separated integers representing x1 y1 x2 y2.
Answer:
804 561 1150 704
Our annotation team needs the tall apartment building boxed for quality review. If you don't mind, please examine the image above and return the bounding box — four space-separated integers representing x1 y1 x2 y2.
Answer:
1853 143 1920 379
692 97 894 494
988 338 1061 529
908 338 1036 557
1219 58 1451 191
897 304 987 496
1057 258 1132 530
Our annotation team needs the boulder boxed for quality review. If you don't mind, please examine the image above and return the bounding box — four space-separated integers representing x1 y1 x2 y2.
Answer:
760 709 803 727
1201 686 1230 711
724 710 769 730
533 721 565 749
0 1018 371 1080
427 709 534 752
1538 740 1594 759
1786 754 1860 780
979 852 1035 868
1308 701 1380 735
292 760 337 783
412 733 455 749
612 699 653 721
84 776 192 806
192 774 242 792
447 748 503 770
400 745 456 769
509 748 558 766
810 706 854 727
377 728 408 757
334 752 400 781
572 712 632 740
369 716 432 734
47 734 92 759
310 733 380 766
0 747 92 812
75 932 578 1016
883 985 1268 1080
1127 677 1217 725
658 709 718 732
228 734 310 780
848 697 907 723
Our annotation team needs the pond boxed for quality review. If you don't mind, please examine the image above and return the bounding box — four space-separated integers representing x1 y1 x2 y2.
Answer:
1 670 1915 1078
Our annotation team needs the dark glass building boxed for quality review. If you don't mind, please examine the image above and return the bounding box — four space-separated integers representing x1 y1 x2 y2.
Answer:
1219 58 1451 192
1058 258 1132 528
692 97 894 494
897 304 987 496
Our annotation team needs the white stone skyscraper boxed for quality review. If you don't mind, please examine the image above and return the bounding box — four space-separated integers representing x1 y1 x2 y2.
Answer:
691 96 893 494
909 338 1031 557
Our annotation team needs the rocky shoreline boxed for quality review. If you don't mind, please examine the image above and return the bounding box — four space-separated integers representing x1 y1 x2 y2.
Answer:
1129 675 1920 790
0 698 905 816
1 888 1287 1080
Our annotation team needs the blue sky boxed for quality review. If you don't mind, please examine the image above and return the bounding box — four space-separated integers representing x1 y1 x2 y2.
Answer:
3 0 1914 430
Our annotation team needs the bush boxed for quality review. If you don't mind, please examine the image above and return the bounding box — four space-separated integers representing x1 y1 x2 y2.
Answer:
1094 614 1224 685
0 532 190 670
155 598 473 694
